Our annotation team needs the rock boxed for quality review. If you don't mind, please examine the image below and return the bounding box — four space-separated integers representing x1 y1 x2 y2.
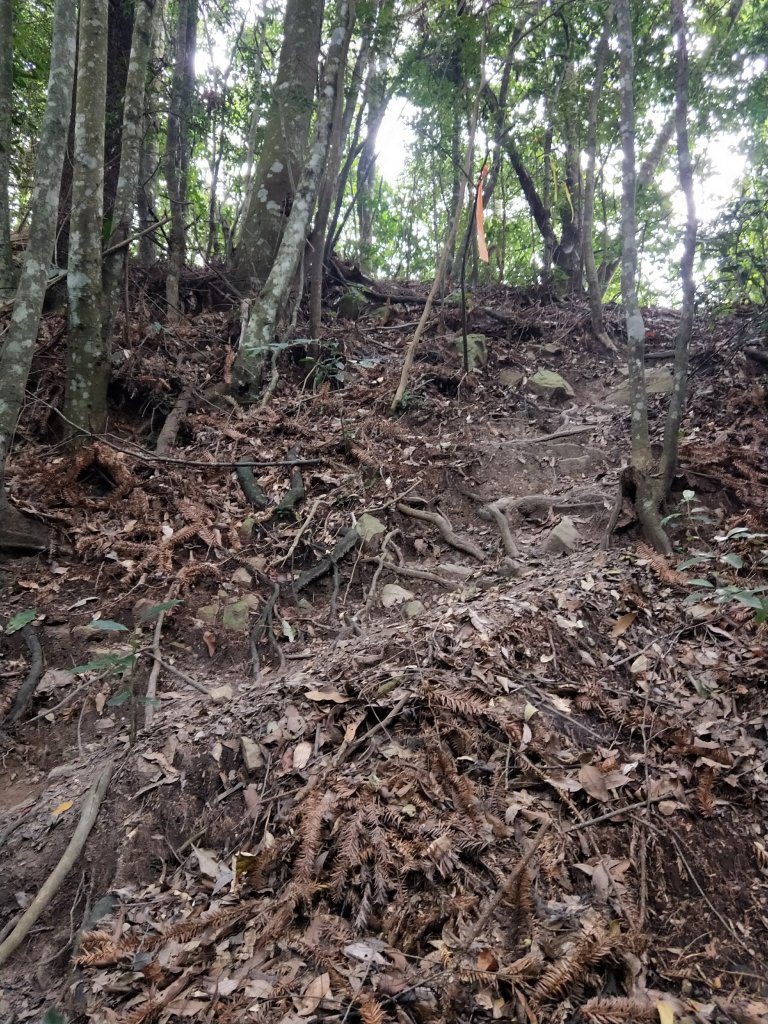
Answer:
528 369 575 401
0 501 49 551
604 366 674 406
232 567 252 585
450 333 488 370
221 600 251 631
197 603 220 625
241 736 264 771
356 513 387 544
381 584 414 608
543 516 581 554
403 600 425 618
499 368 524 389
337 288 368 320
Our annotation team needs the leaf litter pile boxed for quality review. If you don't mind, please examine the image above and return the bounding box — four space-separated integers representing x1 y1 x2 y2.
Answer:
1 286 767 1023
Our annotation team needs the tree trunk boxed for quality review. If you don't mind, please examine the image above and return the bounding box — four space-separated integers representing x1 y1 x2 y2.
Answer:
165 0 198 321
232 0 352 398
62 0 108 440
0 0 76 529
583 13 613 349
0 0 13 300
137 5 164 270
230 0 324 294
356 56 388 271
234 14 268 242
102 0 159 348
308 7 356 338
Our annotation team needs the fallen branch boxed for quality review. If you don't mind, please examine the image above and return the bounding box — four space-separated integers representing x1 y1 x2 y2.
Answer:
294 527 360 593
4 625 44 724
155 387 192 455
363 557 457 587
144 611 165 729
398 502 485 561
0 761 114 968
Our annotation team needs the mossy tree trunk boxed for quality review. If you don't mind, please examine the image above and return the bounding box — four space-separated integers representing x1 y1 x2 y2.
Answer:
63 0 108 440
230 0 324 295
232 0 352 398
165 0 198 321
0 0 13 300
0 0 77 528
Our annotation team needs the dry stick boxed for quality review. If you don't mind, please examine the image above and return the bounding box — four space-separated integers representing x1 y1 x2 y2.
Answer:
363 529 400 618
460 820 552 951
362 557 456 588
0 761 114 968
485 503 519 558
278 496 322 565
397 502 485 561
140 653 210 695
154 387 192 455
144 610 165 728
333 692 411 768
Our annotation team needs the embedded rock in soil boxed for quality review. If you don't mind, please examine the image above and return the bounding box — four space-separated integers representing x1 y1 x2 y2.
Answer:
528 368 575 400
543 515 581 553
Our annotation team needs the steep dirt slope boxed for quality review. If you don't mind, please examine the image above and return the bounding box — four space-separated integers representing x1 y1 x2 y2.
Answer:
1 292 767 1023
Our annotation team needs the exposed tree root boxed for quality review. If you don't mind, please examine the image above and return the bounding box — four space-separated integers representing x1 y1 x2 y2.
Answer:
155 387 192 455
4 625 44 725
397 502 485 561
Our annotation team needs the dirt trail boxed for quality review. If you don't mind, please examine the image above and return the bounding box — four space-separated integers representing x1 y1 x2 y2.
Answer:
1 296 767 1022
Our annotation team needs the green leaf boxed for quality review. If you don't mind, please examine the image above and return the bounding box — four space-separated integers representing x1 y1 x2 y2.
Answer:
688 579 715 588
107 690 131 707
70 655 125 674
677 555 713 569
89 619 129 632
41 1010 69 1024
682 490 696 502
720 552 744 569
138 599 182 621
732 590 765 610
5 608 37 634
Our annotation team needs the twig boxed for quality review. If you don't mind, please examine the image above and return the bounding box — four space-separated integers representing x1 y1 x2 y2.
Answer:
278 497 322 564
333 693 411 767
146 654 210 695
0 761 114 967
144 611 165 728
460 820 552 950
154 388 192 455
363 529 400 618
362 557 456 587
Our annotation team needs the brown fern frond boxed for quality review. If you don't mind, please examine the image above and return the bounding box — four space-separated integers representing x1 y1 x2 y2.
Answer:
456 967 500 988
497 947 546 982
636 543 689 588
695 767 715 817
581 994 657 1024
177 561 222 591
293 792 329 885
358 991 390 1024
533 930 616 1003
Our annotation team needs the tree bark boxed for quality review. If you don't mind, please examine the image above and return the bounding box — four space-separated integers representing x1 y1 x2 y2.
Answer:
583 11 613 349
356 56 388 271
232 0 352 398
659 0 696 489
0 0 13 300
230 0 324 294
102 0 159 348
137 5 165 270
165 0 198 321
63 0 108 439
0 0 76 523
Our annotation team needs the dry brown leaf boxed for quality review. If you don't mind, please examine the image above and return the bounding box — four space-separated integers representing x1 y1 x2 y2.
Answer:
579 764 612 802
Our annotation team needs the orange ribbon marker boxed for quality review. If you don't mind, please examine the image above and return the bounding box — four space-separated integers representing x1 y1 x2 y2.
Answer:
475 163 489 263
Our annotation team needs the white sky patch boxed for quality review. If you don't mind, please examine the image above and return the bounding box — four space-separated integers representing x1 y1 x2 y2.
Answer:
377 97 417 184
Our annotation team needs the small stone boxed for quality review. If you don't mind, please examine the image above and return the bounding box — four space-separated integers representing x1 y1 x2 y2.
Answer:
543 517 581 554
221 601 250 631
197 603 220 625
232 567 252 585
499 368 524 389
403 600 425 618
241 736 264 771
449 333 488 369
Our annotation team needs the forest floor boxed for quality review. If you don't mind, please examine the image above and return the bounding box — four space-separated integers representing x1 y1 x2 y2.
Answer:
1 276 767 1024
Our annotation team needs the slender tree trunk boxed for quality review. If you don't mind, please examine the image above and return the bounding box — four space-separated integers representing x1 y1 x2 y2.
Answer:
659 0 696 489
230 0 324 294
138 7 164 269
232 0 352 398
63 0 108 439
356 56 387 271
165 0 198 320
0 0 13 300
102 0 158 347
0 0 77 534
234 13 268 239
309 6 356 338
583 12 613 348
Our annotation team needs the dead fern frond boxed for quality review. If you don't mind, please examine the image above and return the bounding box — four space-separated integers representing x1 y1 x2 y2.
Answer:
695 767 715 817
294 792 332 885
581 993 657 1024
636 543 689 589
533 929 616 1004
357 991 391 1024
